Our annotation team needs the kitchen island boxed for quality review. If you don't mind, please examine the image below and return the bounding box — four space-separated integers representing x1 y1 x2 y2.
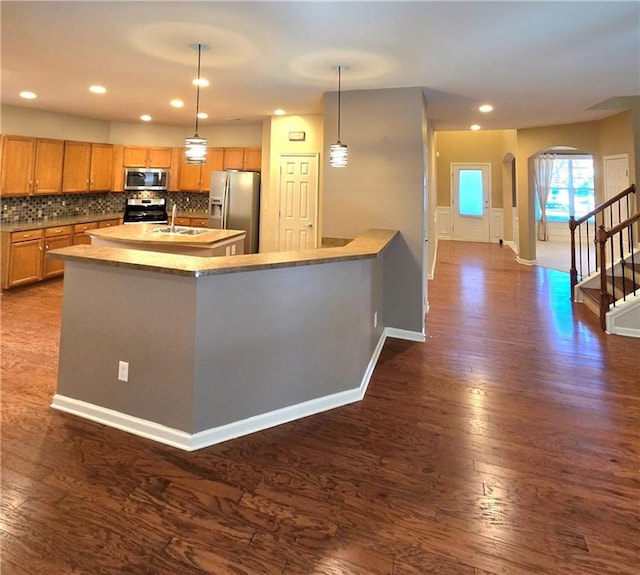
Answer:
88 223 246 257
48 229 400 451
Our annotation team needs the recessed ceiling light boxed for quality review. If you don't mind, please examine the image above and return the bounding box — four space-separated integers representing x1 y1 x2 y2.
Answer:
470 124 481 131
197 112 208 119
193 78 209 87
19 91 37 99
170 99 184 108
274 109 286 116
479 104 493 113
140 115 152 122
89 85 106 94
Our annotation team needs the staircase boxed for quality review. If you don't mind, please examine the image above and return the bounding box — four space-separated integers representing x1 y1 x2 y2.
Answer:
570 184 640 337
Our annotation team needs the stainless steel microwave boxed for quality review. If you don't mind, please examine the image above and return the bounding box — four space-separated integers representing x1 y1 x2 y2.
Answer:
124 168 169 191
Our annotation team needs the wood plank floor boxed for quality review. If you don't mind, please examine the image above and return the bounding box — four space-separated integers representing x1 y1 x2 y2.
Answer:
2 240 638 575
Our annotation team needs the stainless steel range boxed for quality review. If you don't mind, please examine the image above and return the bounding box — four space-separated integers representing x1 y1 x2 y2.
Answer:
123 198 168 224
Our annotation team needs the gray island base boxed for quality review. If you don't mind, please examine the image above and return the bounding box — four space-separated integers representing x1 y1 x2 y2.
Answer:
48 229 403 451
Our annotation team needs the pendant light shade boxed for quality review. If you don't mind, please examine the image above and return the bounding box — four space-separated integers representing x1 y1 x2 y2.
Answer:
330 65 348 168
185 43 207 165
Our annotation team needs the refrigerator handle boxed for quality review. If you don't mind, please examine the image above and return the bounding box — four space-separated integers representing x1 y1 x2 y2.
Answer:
222 174 229 229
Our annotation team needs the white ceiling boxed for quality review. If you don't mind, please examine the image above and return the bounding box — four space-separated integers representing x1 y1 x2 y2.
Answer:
2 1 639 132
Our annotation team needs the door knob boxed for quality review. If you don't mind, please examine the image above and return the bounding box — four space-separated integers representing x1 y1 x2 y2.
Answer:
305 222 313 228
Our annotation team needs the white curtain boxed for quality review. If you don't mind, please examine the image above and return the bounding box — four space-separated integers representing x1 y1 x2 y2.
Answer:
534 153 555 241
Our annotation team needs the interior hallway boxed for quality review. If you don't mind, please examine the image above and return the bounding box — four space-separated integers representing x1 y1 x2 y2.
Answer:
1 241 638 574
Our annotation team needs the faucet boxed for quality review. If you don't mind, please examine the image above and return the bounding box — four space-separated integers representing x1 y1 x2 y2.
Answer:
170 203 177 233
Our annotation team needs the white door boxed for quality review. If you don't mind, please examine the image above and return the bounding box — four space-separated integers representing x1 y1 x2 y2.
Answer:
451 163 491 242
278 153 319 251
603 154 631 256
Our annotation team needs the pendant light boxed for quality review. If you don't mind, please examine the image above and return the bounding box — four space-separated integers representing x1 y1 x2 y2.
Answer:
330 65 348 168
184 43 207 164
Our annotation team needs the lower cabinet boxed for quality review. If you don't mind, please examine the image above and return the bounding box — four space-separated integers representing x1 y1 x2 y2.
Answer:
43 225 73 279
4 229 44 289
1 218 121 290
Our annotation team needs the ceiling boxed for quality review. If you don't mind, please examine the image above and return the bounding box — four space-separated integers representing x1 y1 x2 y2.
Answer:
2 1 639 132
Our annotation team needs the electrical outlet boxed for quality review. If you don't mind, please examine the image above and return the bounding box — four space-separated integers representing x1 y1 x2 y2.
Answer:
374 311 378 328
118 361 129 382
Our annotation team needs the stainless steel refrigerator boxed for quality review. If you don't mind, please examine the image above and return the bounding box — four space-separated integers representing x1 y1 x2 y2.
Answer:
208 170 260 254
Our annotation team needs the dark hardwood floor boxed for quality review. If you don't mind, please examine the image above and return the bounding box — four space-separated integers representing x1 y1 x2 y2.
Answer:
2 240 638 574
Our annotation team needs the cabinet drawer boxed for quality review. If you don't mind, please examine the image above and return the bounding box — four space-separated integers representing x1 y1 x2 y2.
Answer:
73 222 99 233
98 219 121 228
11 229 43 243
174 217 191 226
190 218 209 227
45 225 73 238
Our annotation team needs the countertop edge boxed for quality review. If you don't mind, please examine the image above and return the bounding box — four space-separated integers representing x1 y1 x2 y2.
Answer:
48 229 400 277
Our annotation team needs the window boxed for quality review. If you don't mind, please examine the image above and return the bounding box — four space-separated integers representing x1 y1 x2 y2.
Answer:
543 155 594 221
458 169 484 217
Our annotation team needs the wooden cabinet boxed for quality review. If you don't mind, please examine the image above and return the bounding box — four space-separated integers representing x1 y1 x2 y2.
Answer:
3 229 44 289
244 148 262 171
73 222 99 245
43 225 73 279
62 142 113 193
0 135 64 196
123 146 172 168
223 147 262 171
179 147 224 192
98 219 121 228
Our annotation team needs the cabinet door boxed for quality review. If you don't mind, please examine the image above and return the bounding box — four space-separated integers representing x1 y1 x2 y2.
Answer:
122 146 148 167
148 147 172 168
73 222 99 246
179 162 204 191
8 238 43 287
223 148 245 170
90 144 113 191
208 148 225 172
1 135 36 195
244 148 262 171
62 141 91 193
33 139 64 195
43 234 72 278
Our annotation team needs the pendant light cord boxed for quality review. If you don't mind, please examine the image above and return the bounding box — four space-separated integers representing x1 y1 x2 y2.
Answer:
337 65 342 142
194 43 202 134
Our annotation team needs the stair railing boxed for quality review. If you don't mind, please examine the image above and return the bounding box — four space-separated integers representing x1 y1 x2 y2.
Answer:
569 184 636 299
595 212 640 330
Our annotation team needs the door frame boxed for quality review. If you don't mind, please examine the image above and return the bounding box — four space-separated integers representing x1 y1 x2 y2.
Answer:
277 152 320 251
451 162 492 242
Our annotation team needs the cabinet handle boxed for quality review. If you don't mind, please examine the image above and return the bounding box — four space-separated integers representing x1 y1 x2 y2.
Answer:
23 233 32 239
55 229 62 233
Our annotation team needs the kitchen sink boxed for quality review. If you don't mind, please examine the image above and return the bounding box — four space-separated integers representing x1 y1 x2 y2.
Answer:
150 226 211 236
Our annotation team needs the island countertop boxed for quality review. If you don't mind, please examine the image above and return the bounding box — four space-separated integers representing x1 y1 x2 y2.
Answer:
48 228 399 277
87 223 245 246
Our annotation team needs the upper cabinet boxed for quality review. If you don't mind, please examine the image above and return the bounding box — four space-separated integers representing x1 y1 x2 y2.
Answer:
62 142 113 193
178 147 224 193
123 146 172 168
0 135 64 196
223 147 262 171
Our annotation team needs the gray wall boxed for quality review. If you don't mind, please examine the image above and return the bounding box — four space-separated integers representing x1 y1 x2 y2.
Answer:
56 254 384 435
322 87 427 334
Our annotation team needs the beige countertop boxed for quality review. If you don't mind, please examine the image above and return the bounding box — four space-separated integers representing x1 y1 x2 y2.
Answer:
88 223 245 247
48 228 399 278
0 213 123 234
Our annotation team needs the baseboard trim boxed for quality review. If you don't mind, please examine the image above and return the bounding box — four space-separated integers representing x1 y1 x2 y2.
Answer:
51 331 392 452
384 326 426 342
516 256 536 266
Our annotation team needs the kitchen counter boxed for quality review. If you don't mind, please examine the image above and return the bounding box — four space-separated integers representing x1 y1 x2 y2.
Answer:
0 213 123 233
49 228 395 277
87 223 246 257
50 228 399 451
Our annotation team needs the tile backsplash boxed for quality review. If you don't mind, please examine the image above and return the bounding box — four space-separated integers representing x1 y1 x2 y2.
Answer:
0 192 208 225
